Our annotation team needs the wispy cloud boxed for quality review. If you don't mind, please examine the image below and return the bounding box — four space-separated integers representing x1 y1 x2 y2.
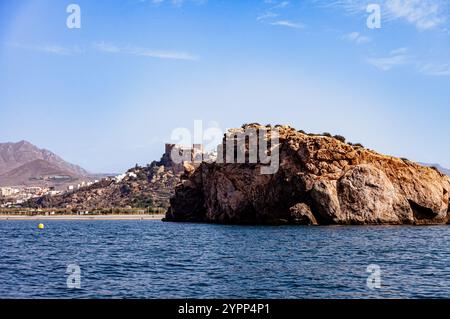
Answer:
171 0 184 7
139 0 207 7
8 41 198 61
315 0 449 30
7 43 83 55
93 42 120 53
343 31 371 44
385 0 446 30
258 0 305 29
257 12 279 21
93 42 198 61
390 47 409 55
272 1 290 9
366 47 450 76
366 48 411 71
312 0 369 15
419 63 450 76
270 20 305 29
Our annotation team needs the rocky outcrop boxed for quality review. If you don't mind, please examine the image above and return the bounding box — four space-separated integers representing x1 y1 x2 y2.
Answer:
289 203 318 225
166 124 450 225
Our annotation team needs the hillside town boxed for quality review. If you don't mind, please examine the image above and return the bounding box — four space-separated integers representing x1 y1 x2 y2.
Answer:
0 186 53 207
0 180 101 208
0 143 216 212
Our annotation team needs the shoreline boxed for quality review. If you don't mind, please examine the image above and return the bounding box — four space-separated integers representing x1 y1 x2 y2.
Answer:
0 214 165 221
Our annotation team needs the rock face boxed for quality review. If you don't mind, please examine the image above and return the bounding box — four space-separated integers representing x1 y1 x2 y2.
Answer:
166 124 450 225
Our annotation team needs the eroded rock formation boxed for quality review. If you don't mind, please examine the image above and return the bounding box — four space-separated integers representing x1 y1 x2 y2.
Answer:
166 124 450 225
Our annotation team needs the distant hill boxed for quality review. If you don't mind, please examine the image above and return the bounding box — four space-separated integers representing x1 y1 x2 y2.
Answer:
420 163 450 177
0 141 89 187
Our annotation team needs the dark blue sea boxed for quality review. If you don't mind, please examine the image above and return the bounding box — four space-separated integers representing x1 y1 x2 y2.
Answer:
0 220 449 298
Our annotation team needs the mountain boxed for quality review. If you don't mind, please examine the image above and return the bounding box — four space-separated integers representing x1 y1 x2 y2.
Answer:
0 159 80 187
0 141 89 187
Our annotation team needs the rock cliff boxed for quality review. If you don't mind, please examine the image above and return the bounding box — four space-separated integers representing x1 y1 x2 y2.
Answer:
166 124 450 225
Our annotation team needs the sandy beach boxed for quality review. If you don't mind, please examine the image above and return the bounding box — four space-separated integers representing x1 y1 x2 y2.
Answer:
0 214 165 221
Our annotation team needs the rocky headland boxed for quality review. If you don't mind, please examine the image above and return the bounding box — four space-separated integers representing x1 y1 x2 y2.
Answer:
166 124 450 225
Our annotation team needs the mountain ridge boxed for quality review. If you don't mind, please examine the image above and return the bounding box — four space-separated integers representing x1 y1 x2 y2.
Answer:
0 140 89 187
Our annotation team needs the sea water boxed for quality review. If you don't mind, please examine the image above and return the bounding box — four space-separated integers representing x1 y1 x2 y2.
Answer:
0 220 449 298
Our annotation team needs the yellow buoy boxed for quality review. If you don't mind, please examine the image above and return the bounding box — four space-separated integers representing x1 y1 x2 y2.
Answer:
38 223 45 230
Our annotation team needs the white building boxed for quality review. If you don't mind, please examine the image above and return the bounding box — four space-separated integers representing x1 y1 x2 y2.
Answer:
114 173 126 183
0 187 20 197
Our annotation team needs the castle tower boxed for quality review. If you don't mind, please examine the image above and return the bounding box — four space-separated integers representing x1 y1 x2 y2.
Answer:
192 144 204 163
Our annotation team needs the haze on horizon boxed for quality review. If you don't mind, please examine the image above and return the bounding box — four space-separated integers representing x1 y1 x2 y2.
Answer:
1 0 450 173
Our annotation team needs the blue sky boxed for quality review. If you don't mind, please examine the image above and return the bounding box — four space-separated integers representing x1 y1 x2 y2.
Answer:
0 0 450 173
